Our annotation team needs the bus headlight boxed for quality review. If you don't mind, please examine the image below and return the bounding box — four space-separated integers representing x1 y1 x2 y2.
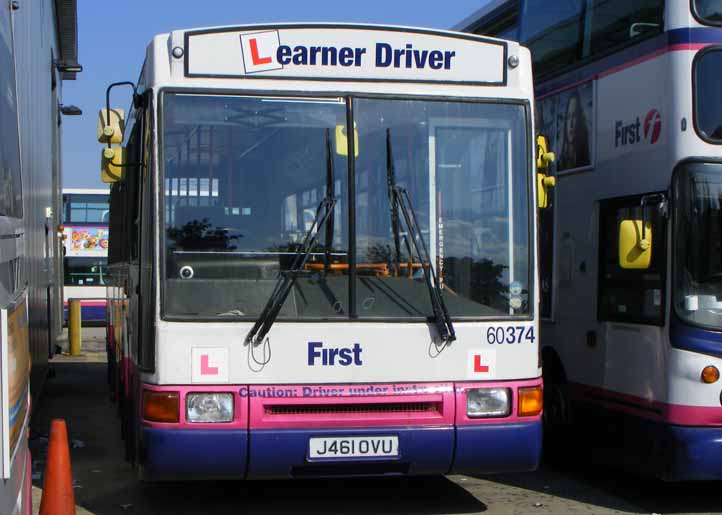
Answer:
466 388 511 418
186 393 234 423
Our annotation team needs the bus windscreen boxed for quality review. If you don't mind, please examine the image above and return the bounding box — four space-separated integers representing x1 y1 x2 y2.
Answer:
161 93 530 320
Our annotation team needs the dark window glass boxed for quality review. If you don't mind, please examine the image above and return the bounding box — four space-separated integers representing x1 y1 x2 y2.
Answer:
588 0 663 56
495 23 520 41
674 163 722 330
517 0 663 78
519 0 585 77
472 11 519 41
695 0 722 24
63 257 108 286
162 93 349 319
0 9 23 219
598 196 666 324
353 99 531 318
695 49 722 142
63 194 110 223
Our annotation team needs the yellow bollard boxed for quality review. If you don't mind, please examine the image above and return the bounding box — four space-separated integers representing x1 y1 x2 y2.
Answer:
69 298 82 356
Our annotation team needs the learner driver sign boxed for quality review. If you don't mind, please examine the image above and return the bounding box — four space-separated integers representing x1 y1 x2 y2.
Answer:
185 24 506 85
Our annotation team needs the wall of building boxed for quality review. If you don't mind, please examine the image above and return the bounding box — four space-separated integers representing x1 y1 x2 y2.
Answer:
13 0 70 397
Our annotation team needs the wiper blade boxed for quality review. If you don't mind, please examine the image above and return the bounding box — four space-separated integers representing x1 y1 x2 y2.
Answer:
393 186 456 343
386 130 456 343
245 129 337 347
386 129 404 276
245 196 336 346
324 128 335 273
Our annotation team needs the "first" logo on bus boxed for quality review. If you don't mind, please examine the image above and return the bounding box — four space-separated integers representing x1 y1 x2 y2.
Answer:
307 341 363 367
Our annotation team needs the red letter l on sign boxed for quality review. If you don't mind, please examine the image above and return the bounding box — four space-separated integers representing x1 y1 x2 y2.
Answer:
474 355 489 373
250 38 272 65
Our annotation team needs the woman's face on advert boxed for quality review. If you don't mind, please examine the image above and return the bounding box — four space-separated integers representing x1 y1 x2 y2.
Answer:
565 96 578 142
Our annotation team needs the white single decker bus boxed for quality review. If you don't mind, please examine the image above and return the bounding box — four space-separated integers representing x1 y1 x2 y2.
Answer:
101 23 545 481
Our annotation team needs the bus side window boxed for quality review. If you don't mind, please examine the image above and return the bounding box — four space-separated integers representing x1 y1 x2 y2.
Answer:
138 101 155 372
587 0 663 56
598 196 666 325
519 0 664 80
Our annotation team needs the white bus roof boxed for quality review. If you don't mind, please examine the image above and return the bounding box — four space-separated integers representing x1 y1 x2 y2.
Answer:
140 23 532 100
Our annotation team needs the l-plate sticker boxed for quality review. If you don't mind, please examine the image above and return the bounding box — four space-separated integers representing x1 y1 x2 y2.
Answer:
467 350 496 379
191 347 229 383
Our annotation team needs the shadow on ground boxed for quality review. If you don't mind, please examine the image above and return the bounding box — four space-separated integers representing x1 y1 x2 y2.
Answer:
484 454 722 515
30 361 486 515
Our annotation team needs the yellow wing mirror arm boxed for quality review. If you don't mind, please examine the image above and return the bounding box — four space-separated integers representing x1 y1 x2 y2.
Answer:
638 193 668 250
536 135 556 209
536 135 556 170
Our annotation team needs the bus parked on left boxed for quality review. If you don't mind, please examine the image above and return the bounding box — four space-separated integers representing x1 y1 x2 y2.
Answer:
0 1 79 513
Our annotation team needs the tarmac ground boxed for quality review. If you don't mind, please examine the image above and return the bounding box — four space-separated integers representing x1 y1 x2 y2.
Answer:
29 327 722 515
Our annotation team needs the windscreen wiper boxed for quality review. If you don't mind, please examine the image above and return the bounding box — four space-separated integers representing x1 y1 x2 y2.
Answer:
386 130 456 344
245 131 337 347
324 128 335 273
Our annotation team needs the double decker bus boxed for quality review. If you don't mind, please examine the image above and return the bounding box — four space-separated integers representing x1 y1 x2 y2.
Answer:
61 188 110 324
102 23 544 481
458 0 722 480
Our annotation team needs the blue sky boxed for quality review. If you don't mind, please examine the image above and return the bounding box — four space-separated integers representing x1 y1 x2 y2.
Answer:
61 0 488 188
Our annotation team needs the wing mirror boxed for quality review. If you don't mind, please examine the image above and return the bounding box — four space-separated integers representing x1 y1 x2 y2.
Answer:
536 135 556 209
618 220 652 269
101 147 126 183
618 193 666 270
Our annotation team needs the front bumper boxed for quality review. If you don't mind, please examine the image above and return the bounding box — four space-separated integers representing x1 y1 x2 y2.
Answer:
141 421 541 480
139 379 542 480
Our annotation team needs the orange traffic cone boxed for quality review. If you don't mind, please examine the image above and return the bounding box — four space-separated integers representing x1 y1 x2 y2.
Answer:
39 419 76 515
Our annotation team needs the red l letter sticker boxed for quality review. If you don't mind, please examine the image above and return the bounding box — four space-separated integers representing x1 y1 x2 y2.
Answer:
474 355 489 373
250 38 272 65
200 354 219 376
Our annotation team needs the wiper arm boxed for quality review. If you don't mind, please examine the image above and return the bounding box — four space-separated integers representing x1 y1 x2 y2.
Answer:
386 130 455 343
245 129 337 347
324 128 335 273
393 186 456 343
245 196 336 346
386 129 404 276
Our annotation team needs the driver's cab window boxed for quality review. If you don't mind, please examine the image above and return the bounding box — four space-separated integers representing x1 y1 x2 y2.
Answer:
598 195 666 324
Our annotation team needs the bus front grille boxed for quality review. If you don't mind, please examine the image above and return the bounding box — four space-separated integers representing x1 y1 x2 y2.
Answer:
265 401 441 416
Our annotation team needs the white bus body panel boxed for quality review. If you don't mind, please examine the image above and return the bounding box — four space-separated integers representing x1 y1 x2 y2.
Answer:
134 25 538 387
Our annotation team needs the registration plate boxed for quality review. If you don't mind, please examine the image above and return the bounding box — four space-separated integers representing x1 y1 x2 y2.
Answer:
308 436 399 459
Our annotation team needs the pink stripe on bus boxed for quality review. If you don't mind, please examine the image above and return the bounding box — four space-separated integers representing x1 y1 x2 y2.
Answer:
139 379 543 430
570 382 722 427
538 43 711 101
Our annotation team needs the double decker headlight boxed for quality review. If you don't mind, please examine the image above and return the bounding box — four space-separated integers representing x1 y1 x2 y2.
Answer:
186 393 234 423
466 388 511 418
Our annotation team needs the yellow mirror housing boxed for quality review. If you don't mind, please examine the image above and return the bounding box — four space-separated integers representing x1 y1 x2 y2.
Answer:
335 124 359 157
98 108 125 144
101 147 126 183
536 135 555 170
619 220 652 269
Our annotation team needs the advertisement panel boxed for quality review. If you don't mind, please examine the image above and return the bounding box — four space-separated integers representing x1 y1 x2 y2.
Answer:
1 294 29 478
63 225 109 257
537 82 594 175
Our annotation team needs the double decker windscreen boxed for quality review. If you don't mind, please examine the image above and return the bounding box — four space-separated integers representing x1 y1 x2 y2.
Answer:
161 93 531 320
674 164 722 330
